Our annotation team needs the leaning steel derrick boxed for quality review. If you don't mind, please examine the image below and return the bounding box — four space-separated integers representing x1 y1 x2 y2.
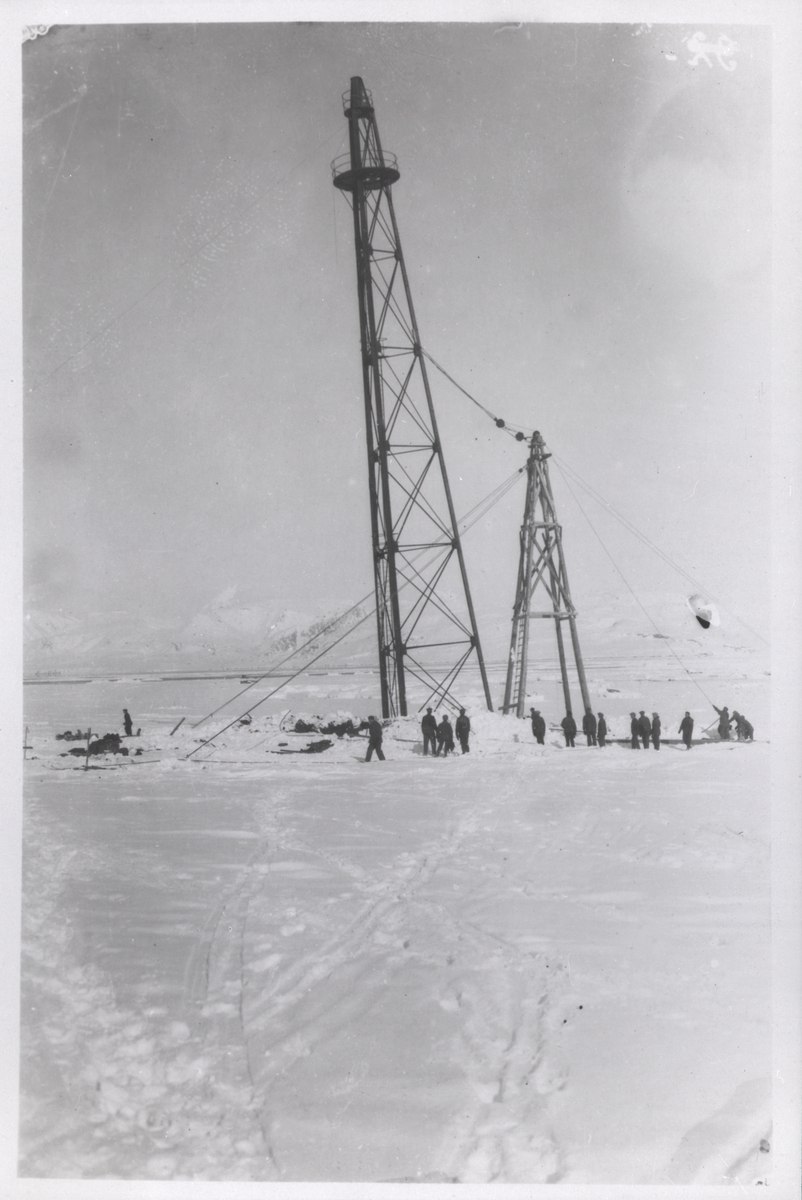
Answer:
332 77 493 718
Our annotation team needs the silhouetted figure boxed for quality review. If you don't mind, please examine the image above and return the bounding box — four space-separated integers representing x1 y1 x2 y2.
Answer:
561 713 577 747
455 709 471 754
651 712 661 750
638 711 652 749
530 709 546 745
713 705 731 741
365 716 385 761
630 713 640 749
597 713 607 747
436 715 455 757
123 709 133 737
421 707 437 756
679 712 694 749
582 709 597 746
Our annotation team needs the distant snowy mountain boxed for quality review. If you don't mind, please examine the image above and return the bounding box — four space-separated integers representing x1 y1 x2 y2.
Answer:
23 587 766 679
23 596 375 677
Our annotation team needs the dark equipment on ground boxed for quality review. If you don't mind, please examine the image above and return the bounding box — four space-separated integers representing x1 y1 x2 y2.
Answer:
65 732 129 758
293 717 369 737
268 739 334 755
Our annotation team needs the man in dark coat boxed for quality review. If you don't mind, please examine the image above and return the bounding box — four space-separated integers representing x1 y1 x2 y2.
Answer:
455 708 471 754
630 713 640 748
679 711 694 749
530 709 546 745
560 712 577 747
365 715 385 761
597 713 607 747
123 709 133 737
436 714 455 756
638 711 652 749
582 708 597 746
712 705 731 740
651 712 661 750
421 707 437 756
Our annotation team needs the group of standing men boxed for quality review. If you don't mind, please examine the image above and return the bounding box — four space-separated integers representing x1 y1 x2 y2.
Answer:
628 710 663 749
421 708 471 757
530 708 612 748
365 708 472 761
362 699 755 761
533 705 754 751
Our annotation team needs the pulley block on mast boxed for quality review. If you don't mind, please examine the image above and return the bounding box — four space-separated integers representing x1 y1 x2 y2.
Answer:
332 77 493 719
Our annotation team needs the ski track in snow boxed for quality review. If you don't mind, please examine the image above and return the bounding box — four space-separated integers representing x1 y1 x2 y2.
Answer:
20 699 771 1183
190 773 568 1181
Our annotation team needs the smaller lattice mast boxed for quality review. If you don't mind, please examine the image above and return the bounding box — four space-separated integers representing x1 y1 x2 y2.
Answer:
503 431 591 719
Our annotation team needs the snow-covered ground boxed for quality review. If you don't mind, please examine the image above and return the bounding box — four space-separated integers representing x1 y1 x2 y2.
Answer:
20 667 771 1185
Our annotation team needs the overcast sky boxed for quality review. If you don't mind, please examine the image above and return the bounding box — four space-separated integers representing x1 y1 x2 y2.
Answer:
23 21 771 641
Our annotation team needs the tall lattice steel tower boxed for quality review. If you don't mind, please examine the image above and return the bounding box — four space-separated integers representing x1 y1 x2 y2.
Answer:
503 431 591 719
332 77 493 719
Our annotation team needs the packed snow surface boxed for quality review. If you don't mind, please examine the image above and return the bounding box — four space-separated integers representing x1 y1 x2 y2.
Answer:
21 679 770 1184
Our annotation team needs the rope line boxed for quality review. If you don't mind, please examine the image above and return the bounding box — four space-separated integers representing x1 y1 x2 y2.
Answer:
419 348 765 647
187 467 526 757
552 454 767 647
192 590 373 727
186 609 374 759
554 461 716 708
192 466 525 729
421 350 528 439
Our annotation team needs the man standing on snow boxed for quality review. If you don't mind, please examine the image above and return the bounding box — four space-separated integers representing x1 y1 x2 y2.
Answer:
630 713 640 748
582 708 597 746
123 709 133 737
421 707 437 756
679 711 694 749
455 708 471 754
436 714 455 757
651 712 661 750
712 705 731 741
561 712 577 747
638 710 652 749
530 709 546 745
740 714 754 741
365 716 385 762
597 713 608 747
